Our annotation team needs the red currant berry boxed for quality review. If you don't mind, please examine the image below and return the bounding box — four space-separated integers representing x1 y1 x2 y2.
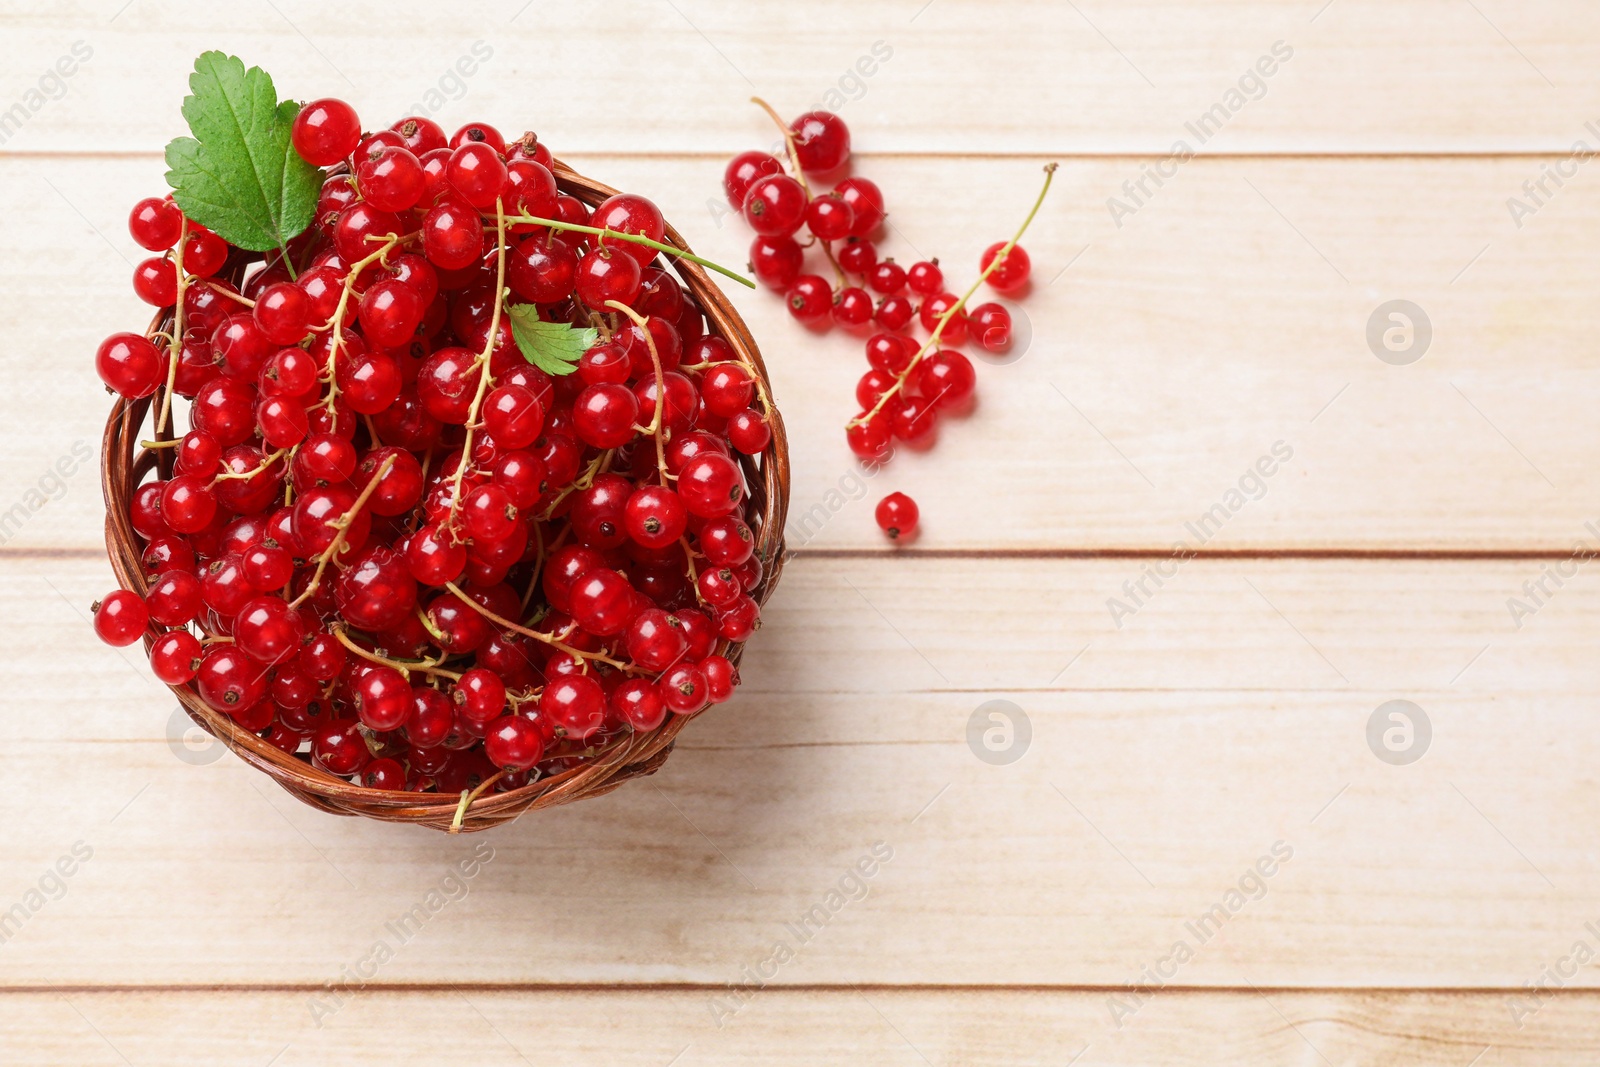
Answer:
336 547 418 632
447 142 508 209
354 666 413 731
697 566 742 608
260 347 318 398
846 410 892 462
197 645 268 713
132 257 177 306
835 177 885 237
483 385 546 450
890 394 940 448
540 673 606 740
358 278 425 348
677 452 744 518
724 151 785 209
748 234 804 291
907 260 944 296
312 719 371 776
182 227 230 278
742 174 807 237
715 595 761 642
702 655 739 703
333 202 403 263
159 474 217 534
626 608 689 672
838 237 877 275
786 274 832 324
970 302 1014 352
874 295 915 332
698 516 754 568
292 98 362 166
659 662 709 715
298 632 347 682
505 159 558 219
485 716 545 770
93 589 148 646
920 292 970 346
358 145 426 212
406 687 454 749
422 199 486 271
915 349 976 409
149 630 202 685
407 524 468 586
804 194 854 241
129 196 183 251
624 485 688 549
594 193 667 268
866 332 915 374
242 541 294 591
391 115 447 155
234 596 307 664
145 569 203 626
857 368 897 410
507 232 577 303
833 286 874 328
980 242 1032 292
570 568 637 636
572 383 640 449
701 363 754 418
362 758 407 791
875 491 919 540
792 111 850 172
726 409 770 455
869 258 907 295
96 332 164 398
576 248 643 308
450 122 506 153
252 282 311 345
612 677 666 731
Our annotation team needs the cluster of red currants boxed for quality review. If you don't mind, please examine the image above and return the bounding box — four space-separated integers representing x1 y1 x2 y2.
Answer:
723 103 1042 542
93 99 770 795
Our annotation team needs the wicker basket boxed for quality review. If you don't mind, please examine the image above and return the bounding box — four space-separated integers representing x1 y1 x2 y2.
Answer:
101 161 788 832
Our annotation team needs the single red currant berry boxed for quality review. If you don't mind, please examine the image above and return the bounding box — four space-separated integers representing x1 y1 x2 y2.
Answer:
312 719 371 776
129 196 183 251
159 475 217 534
541 673 606 740
142 535 196 577
969 302 1014 353
875 295 915 332
678 452 745 518
612 677 667 732
701 363 754 418
298 632 347 682
748 234 804 291
132 257 177 306
701 655 739 703
856 368 897 410
869 258 907 295
847 410 893 462
483 385 546 450
626 608 689 672
916 350 977 410
485 716 546 770
835 177 885 236
838 237 877 275
980 242 1032 293
422 199 486 271
875 490 920 541
447 142 508 209
242 541 294 591
697 566 742 608
256 395 310 448
724 150 785 209
358 279 424 349
145 569 203 626
624 485 689 550
450 121 506 152
260 346 318 398
96 332 164 398
492 450 546 509
659 662 709 715
252 281 311 345
93 589 148 646
407 524 468 586
406 687 455 749
742 174 807 237
920 292 970 346
464 483 518 542
804 194 855 242
182 227 229 278
572 383 640 449
292 98 362 166
890 394 940 448
358 145 426 212
786 274 832 324
353 666 413 731
575 248 643 308
833 286 874 328
907 260 944 296
391 115 447 155
196 645 268 713
866 332 915 374
594 193 667 268
791 111 851 172
336 547 418 632
727 409 771 454
505 158 559 218
698 516 754 568
149 630 202 685
716 595 761 641
507 232 578 303
361 757 407 791
234 596 307 665
569 568 637 636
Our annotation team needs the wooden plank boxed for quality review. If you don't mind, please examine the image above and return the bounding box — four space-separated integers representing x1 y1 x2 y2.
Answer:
4 1 1600 153
8 151 1600 552
7 555 1600 987
1 988 1596 1066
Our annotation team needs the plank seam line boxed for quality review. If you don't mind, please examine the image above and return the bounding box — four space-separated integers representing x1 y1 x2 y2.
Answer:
0 982 1588 996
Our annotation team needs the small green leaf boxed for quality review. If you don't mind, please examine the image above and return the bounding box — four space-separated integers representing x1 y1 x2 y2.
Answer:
163 51 321 253
508 305 597 377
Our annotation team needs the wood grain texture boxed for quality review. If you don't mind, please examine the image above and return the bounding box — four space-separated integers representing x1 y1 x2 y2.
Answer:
6 556 1598 990
4 0 1600 153
8 152 1600 552
2 988 1596 1066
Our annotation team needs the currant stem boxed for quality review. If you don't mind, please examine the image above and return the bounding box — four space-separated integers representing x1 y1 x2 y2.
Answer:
331 625 463 682
441 581 637 673
447 199 510 532
155 218 189 439
850 162 1059 429
606 300 671 482
496 212 755 289
750 96 811 201
316 234 401 420
289 453 397 609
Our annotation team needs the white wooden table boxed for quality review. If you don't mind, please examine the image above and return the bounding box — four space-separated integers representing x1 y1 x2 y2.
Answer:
4 1 1600 1062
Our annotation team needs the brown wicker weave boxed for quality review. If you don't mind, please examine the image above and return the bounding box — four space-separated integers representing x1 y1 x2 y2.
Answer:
101 161 788 832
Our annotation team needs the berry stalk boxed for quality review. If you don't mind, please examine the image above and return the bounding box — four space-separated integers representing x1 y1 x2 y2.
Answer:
850 162 1058 429
498 211 755 289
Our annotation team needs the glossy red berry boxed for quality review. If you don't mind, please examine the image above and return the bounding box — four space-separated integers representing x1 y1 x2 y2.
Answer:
915 350 977 409
678 452 744 518
149 630 203 685
876 491 919 540
749 235 804 291
612 677 667 731
970 302 1014 352
791 111 851 172
786 274 832 324
540 673 606 740
129 197 183 251
833 286 874 328
834 177 885 237
919 292 970 346
312 719 371 775
145 569 203 626
573 383 640 449
626 608 689 672
93 589 148 646
594 193 667 267
234 596 307 665
96 332 164 398
133 257 177 306
742 174 807 237
659 662 709 715
980 242 1032 292
804 195 854 241
485 716 545 770
702 655 739 703
422 199 486 271
624 485 688 549
838 238 877 275
726 409 771 454
907 260 944 295
253 282 312 345
869 259 907 295
575 248 643 308
724 151 785 208
358 145 426 212
447 142 508 209
292 98 362 166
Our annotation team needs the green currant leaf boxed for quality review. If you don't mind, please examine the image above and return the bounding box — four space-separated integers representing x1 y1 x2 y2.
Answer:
162 51 320 253
508 304 596 377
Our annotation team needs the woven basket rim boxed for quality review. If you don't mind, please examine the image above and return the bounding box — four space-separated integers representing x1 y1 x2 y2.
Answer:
101 158 789 832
